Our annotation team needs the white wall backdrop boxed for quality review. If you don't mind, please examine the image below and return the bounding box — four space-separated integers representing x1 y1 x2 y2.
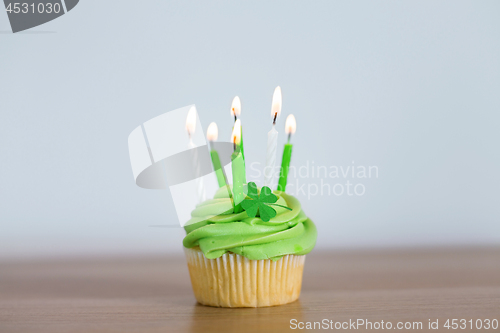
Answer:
1 0 499 258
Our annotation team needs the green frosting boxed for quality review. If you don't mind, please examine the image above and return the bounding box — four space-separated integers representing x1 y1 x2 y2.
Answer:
183 186 317 261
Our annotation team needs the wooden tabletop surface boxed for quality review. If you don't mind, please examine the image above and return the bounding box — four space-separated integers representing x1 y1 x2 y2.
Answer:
1 247 499 333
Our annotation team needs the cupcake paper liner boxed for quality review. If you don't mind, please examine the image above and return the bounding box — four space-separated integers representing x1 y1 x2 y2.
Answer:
184 247 306 308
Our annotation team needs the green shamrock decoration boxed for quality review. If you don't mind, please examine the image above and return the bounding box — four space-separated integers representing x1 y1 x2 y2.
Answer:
240 182 292 222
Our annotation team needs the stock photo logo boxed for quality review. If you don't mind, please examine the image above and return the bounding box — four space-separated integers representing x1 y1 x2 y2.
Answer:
128 105 237 227
3 0 79 33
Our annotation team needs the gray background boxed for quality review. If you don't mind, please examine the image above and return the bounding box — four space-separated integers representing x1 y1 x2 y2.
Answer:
1 0 499 259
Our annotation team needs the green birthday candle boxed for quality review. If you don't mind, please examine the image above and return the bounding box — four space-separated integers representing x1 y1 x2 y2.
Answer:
231 119 246 213
207 122 227 188
278 115 296 192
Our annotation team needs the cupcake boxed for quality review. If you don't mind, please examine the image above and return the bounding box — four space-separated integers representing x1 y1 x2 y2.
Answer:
183 183 317 307
127 90 315 307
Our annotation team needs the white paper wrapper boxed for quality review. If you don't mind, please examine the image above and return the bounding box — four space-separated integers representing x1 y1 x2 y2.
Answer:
184 247 306 307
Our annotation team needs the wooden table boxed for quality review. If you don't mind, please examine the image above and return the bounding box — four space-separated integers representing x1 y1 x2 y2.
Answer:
1 247 499 332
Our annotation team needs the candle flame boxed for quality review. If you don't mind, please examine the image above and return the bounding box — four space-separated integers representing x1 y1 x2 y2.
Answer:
231 119 242 145
271 86 282 123
207 122 218 141
231 96 241 118
285 114 296 135
186 106 197 136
